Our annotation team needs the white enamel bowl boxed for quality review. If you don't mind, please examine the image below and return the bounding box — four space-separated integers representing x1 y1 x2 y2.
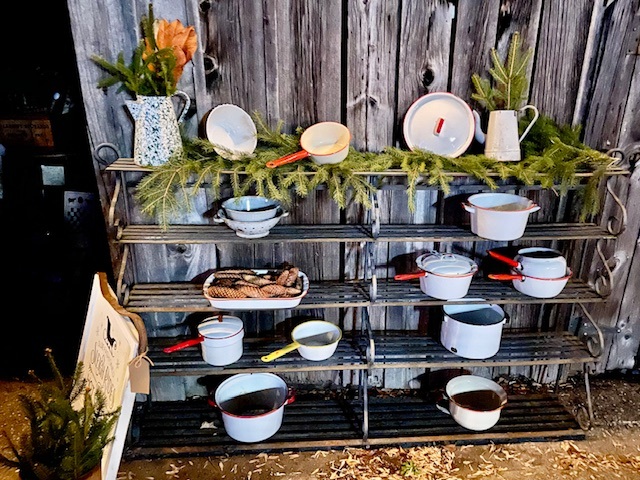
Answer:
214 208 289 238
206 104 257 159
222 196 281 222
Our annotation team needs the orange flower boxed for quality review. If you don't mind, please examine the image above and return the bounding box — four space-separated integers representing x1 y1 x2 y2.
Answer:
145 18 197 83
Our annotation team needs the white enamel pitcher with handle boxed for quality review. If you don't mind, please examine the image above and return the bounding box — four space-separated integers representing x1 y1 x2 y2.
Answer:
126 90 190 167
473 105 539 162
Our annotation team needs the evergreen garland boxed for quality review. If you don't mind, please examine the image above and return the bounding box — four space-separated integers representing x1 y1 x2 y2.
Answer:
134 112 615 231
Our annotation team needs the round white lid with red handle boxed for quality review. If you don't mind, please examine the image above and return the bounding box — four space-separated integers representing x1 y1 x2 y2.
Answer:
403 92 475 157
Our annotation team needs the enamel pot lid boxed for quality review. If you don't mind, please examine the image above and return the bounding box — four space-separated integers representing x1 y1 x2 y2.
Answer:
416 252 478 276
403 92 475 157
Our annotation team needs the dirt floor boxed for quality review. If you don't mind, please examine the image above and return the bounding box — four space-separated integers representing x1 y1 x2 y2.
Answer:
2 373 640 480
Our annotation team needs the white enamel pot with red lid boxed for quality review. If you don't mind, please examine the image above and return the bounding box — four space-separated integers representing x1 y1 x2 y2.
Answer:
209 373 295 443
394 252 478 300
462 192 541 241
488 247 567 279
163 315 244 366
441 301 508 359
488 268 573 298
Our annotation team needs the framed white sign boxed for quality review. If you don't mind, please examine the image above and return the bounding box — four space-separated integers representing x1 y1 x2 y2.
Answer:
75 273 140 480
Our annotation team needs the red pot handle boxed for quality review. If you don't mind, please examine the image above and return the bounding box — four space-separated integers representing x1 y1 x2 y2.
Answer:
394 272 427 280
488 273 525 281
163 336 204 353
285 388 296 406
487 250 520 269
266 150 310 168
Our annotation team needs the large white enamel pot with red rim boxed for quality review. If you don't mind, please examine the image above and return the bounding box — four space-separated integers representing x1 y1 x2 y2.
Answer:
394 252 478 300
462 193 541 241
436 375 508 431
210 373 295 443
441 302 508 359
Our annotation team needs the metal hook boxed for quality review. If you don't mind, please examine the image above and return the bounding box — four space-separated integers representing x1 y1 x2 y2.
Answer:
94 142 122 168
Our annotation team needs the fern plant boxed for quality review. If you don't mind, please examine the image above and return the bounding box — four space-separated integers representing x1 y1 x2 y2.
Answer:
0 349 120 480
471 31 533 111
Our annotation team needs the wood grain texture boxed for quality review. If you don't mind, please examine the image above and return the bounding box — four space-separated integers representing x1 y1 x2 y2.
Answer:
583 0 640 149
66 0 640 389
530 0 592 124
450 0 500 100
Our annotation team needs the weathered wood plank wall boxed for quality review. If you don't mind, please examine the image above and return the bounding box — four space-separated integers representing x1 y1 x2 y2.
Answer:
67 0 640 399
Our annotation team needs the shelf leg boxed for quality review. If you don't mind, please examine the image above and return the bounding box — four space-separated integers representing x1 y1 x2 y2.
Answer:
583 363 594 423
554 364 565 394
361 369 369 444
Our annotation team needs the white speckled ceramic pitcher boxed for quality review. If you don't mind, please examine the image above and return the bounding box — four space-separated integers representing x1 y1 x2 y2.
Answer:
126 90 190 167
484 105 539 162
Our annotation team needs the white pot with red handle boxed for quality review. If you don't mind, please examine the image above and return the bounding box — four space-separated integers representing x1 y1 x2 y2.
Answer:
395 252 477 300
163 315 244 366
488 269 572 298
488 247 567 279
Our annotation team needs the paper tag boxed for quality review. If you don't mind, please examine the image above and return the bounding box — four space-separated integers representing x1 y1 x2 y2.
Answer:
129 358 151 394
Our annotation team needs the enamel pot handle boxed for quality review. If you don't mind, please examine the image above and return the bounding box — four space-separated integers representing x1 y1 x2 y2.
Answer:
394 272 427 280
266 150 310 168
163 336 204 353
488 250 521 269
435 392 451 415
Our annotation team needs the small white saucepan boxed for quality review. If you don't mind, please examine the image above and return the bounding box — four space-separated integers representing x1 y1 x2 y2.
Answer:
488 247 567 279
261 320 342 362
488 269 573 298
163 315 244 366
266 122 351 168
394 252 478 300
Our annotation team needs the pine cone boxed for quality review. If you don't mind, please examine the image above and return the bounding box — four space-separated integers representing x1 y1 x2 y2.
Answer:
206 286 247 299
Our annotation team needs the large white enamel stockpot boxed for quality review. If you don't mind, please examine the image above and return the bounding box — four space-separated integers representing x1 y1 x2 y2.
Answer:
436 375 508 431
441 302 507 359
395 252 477 300
211 373 294 443
163 315 244 366
462 193 541 241
488 247 567 279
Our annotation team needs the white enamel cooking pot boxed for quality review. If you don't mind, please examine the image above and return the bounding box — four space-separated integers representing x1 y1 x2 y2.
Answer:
210 373 295 443
394 252 478 300
441 302 507 359
488 247 567 279
163 315 244 366
261 320 342 362
462 193 541 241
266 122 351 168
488 268 573 298
437 375 508 431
